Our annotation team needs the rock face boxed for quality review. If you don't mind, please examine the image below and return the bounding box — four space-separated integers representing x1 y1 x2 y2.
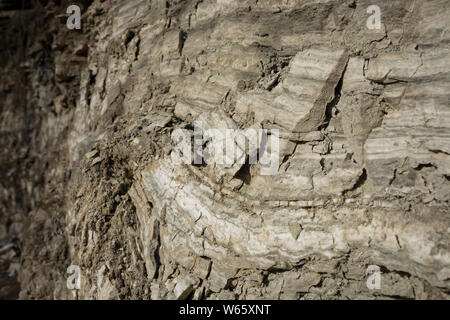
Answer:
0 0 449 299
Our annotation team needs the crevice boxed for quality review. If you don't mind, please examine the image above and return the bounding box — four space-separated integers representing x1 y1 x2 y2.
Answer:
124 30 135 49
429 149 450 156
415 163 437 170
319 59 347 130
178 30 187 56
347 168 367 192
234 160 252 185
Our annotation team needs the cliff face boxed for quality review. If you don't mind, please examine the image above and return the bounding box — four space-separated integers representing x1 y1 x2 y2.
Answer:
0 0 449 300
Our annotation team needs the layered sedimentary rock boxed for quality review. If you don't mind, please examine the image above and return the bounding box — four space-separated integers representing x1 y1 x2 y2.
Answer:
0 0 449 299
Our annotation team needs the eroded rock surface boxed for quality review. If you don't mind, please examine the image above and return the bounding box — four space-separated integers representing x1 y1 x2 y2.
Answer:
0 0 449 299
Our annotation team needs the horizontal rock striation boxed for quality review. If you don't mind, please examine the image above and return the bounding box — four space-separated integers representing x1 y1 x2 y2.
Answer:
0 0 449 299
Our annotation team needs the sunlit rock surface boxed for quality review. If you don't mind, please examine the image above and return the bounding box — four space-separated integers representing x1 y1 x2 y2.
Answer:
0 0 449 299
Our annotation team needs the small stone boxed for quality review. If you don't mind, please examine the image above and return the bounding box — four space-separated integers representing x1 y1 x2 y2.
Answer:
288 223 303 240
84 150 98 159
91 157 102 166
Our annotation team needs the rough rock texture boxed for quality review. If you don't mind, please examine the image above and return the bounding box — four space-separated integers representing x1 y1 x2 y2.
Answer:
0 0 449 299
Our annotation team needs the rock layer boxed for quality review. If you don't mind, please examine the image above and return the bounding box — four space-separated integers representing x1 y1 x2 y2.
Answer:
0 0 449 299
